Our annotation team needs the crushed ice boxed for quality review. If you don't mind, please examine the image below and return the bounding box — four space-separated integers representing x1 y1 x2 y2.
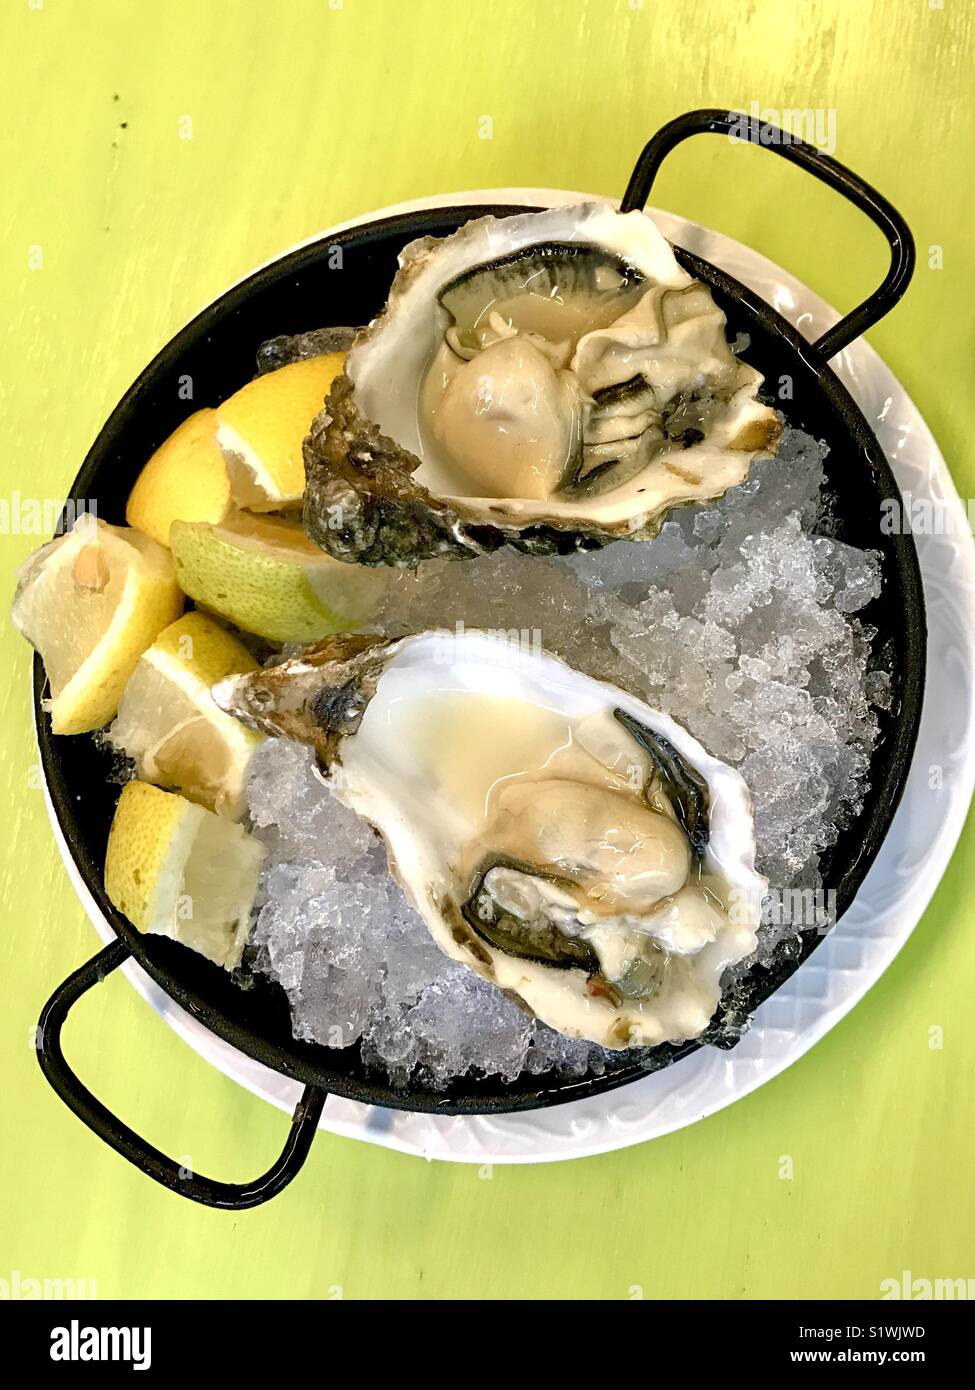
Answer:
245 426 885 1088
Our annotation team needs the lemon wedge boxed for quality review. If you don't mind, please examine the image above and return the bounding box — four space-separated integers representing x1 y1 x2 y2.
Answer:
12 514 184 734
170 510 386 642
215 353 345 510
125 408 232 547
108 612 262 818
104 781 265 969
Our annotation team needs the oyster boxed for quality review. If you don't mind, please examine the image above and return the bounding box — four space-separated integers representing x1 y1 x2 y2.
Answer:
304 203 781 567
215 629 766 1049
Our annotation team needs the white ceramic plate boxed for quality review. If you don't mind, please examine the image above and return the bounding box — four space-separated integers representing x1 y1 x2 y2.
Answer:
46 188 975 1165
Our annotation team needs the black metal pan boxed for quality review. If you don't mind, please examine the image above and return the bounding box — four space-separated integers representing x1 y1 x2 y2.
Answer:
33 110 924 1206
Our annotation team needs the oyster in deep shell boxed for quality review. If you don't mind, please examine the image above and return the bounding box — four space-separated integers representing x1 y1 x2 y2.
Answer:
214 629 766 1048
303 203 781 568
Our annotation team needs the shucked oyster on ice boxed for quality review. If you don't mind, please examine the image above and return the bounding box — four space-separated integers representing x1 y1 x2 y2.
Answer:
214 630 766 1049
304 203 781 567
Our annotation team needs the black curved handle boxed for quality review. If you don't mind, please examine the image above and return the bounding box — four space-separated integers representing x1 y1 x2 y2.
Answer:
621 108 915 361
35 939 327 1209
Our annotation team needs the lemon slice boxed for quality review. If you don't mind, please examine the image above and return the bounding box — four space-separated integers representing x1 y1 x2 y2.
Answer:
12 514 184 735
125 408 232 547
170 511 387 642
104 781 265 969
108 612 262 818
215 353 345 510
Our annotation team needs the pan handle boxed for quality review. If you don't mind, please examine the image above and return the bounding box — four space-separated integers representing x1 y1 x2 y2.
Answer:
620 108 915 361
35 939 327 1209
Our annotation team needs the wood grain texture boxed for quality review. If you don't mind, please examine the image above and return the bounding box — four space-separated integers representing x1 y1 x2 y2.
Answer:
1 0 972 1299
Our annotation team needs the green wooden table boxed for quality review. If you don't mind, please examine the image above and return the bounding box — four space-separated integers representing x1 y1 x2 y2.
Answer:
2 0 973 1300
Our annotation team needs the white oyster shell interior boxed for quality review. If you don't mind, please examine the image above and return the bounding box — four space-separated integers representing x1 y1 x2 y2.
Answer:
327 629 767 1048
348 203 778 534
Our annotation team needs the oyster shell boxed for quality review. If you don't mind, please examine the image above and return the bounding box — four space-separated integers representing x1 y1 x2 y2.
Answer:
304 203 781 567
215 629 766 1049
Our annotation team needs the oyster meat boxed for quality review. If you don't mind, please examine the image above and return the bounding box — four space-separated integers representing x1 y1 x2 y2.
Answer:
304 203 781 567
215 629 766 1049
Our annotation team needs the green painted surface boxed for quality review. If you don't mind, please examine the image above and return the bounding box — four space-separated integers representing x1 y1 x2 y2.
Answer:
1 0 972 1299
